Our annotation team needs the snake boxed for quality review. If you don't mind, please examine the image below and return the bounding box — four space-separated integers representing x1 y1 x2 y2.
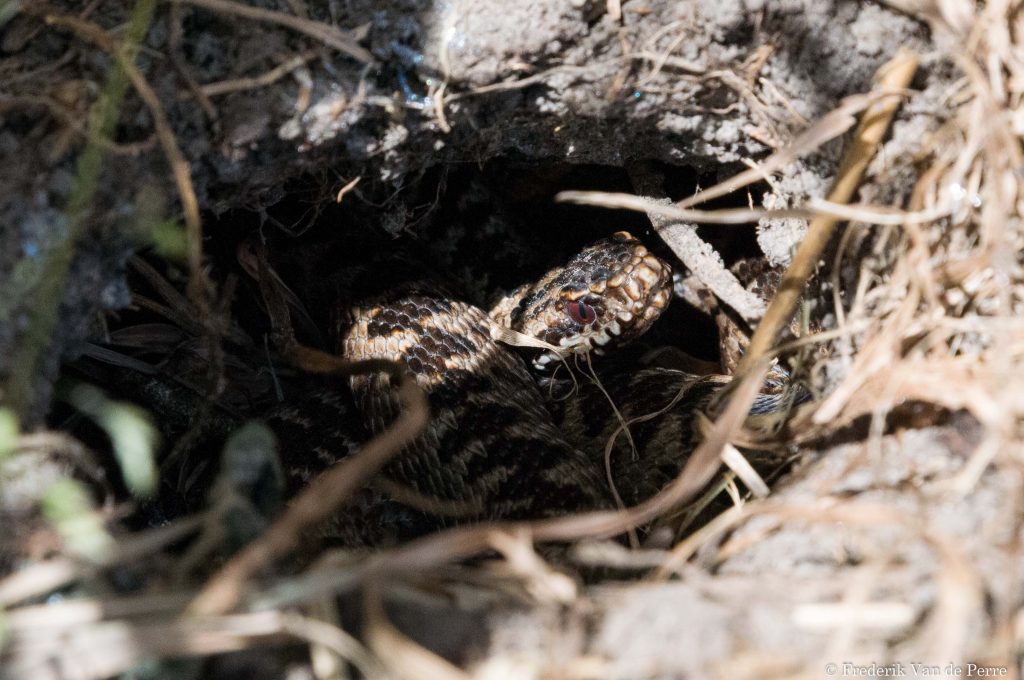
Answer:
266 231 782 545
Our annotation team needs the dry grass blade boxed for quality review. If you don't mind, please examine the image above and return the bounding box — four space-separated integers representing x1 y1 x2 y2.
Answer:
356 361 770 579
5 592 192 631
244 362 771 612
364 582 471 680
805 197 953 225
43 11 209 306
187 249 429 616
675 88 903 210
555 191 948 227
720 442 769 498
580 352 640 548
793 601 915 631
4 611 288 680
627 164 768 323
735 49 919 376
335 175 361 203
486 529 578 603
445 64 593 102
654 503 748 578
532 361 763 535
186 50 318 99
187 363 425 617
0 561 81 610
2 0 158 416
5 591 382 678
555 190 808 223
4 608 384 680
171 0 372 63
279 614 384 679
0 515 204 607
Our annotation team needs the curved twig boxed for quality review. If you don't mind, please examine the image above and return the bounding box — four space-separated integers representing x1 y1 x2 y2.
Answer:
186 246 429 616
169 0 372 64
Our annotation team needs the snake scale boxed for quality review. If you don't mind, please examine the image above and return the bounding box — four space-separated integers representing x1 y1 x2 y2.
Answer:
265 231 777 545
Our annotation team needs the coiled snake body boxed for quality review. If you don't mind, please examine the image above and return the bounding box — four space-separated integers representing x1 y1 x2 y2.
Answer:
270 232 769 544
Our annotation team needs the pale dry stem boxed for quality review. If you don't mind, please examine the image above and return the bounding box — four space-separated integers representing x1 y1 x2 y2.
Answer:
185 248 430 616
170 0 372 63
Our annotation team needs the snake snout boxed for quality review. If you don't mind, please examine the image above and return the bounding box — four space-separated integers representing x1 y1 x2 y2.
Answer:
493 231 674 370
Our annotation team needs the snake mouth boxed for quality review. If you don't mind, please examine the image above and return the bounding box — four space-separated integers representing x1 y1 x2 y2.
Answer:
532 288 672 368
490 231 674 371
533 307 642 368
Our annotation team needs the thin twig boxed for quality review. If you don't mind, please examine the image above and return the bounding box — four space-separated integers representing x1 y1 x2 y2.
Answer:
444 65 593 102
186 249 429 615
674 90 902 210
627 165 767 324
0 94 156 155
5 610 306 680
182 50 318 99
364 582 471 680
280 613 385 679
260 360 771 609
169 0 372 63
2 0 157 417
44 10 210 309
0 515 205 607
735 50 919 375
186 356 426 616
555 191 950 226
168 1 218 121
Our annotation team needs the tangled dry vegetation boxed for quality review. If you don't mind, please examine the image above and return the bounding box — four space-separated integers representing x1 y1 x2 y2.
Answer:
3 0 1024 678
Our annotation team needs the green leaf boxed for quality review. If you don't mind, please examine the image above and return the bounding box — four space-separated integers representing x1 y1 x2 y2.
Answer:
66 384 160 497
41 478 113 562
101 402 160 497
150 220 188 261
0 408 18 462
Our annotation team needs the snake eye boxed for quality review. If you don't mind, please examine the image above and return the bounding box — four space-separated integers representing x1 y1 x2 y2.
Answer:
566 300 597 325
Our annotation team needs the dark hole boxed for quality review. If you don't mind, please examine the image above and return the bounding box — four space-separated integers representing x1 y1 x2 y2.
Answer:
209 159 770 363
63 159 770 523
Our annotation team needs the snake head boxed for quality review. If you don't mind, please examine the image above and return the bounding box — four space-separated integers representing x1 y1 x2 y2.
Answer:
493 231 673 369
